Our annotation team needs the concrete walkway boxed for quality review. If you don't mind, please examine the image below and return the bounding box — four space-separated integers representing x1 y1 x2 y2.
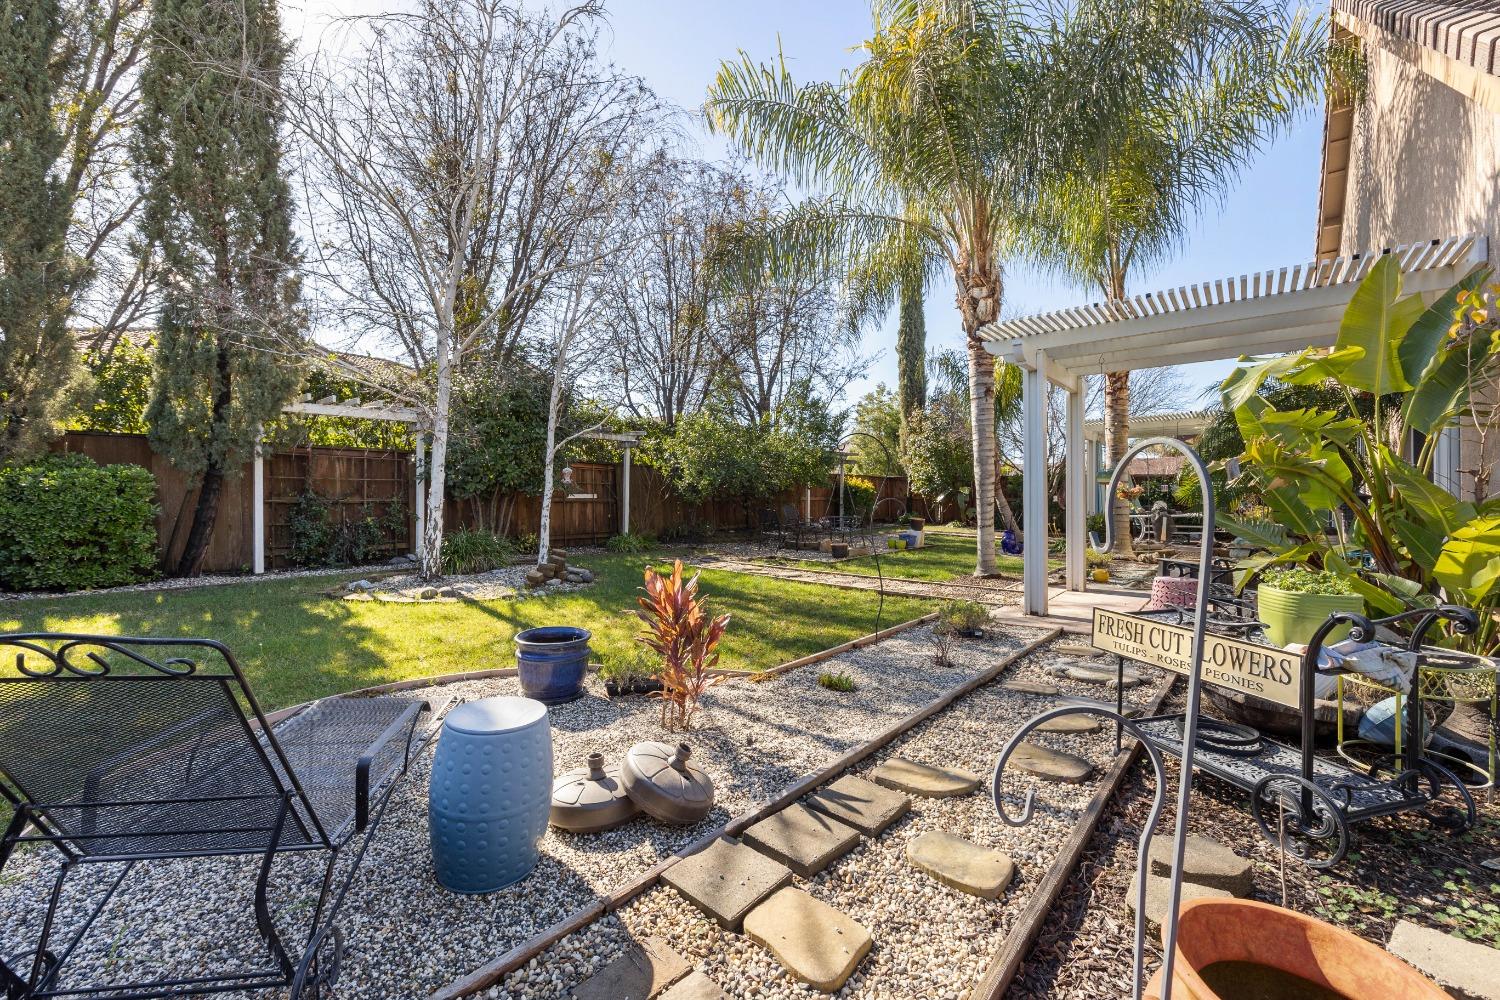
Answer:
695 556 1024 606
988 585 1150 634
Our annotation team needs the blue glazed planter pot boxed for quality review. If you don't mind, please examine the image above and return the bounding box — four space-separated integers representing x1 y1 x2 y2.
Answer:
514 626 592 705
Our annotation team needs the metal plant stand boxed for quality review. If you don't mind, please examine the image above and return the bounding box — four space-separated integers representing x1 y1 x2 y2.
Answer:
0 633 449 999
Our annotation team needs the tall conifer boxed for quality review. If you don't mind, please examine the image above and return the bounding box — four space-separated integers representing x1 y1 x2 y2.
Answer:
137 0 304 575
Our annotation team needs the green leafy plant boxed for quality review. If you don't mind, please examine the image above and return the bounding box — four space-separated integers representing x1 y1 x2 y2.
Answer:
636 559 730 730
605 531 656 554
936 599 988 636
1260 566 1358 596
441 528 516 576
0 454 158 590
1086 548 1112 569
599 646 660 687
1221 256 1500 652
287 491 406 569
817 670 856 692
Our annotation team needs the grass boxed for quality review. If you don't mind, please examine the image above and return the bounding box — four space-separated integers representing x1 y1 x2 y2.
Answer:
768 526 1029 582
0 553 933 711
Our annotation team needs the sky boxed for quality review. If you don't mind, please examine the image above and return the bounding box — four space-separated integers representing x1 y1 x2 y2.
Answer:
289 0 1330 410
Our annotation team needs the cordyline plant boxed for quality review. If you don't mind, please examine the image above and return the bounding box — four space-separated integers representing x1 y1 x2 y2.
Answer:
636 560 731 730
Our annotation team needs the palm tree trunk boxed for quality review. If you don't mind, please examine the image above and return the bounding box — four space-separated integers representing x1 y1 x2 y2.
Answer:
967 335 997 575
1103 267 1134 554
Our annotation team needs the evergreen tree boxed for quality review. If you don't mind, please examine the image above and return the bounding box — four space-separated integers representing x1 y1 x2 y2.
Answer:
895 272 926 417
137 0 304 575
0 0 90 459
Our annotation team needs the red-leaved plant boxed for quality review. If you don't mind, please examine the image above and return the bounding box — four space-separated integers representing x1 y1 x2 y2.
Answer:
636 560 730 730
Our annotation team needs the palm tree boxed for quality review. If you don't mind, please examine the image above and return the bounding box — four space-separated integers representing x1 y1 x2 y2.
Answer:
1030 2 1331 552
706 1 1054 575
707 0 1328 575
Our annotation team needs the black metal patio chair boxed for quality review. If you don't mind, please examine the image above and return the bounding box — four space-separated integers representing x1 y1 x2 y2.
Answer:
0 632 447 1000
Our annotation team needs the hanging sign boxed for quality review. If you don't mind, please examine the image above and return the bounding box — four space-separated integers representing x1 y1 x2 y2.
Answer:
1091 607 1303 710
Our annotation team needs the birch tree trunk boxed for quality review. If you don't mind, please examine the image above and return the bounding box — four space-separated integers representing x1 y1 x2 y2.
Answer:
536 368 564 566
421 332 454 580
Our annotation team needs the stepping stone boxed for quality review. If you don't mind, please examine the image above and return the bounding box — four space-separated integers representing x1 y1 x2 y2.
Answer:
744 887 872 993
1001 679 1059 696
1388 920 1500 1000
662 836 792 930
1056 694 1141 718
742 803 861 878
1147 833 1253 897
1009 742 1093 783
659 971 729 1000
1126 870 1231 944
571 935 690 1000
1050 660 1143 688
1033 710 1101 734
871 757 981 798
1052 641 1100 656
804 775 911 837
907 831 1015 899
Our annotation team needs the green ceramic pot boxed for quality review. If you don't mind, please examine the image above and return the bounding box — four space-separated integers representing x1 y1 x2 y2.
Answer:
1256 585 1365 649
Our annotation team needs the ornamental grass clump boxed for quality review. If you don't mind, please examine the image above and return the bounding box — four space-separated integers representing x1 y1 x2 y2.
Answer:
1259 567 1358 596
636 559 730 730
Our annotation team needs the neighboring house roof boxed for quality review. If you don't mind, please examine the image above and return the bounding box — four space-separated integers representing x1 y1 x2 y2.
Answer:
1124 454 1185 478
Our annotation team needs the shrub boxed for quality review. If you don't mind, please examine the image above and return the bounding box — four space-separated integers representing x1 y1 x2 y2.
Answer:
1087 512 1106 537
1260 566 1357 596
936 599 988 635
288 491 406 568
441 528 517 575
516 531 540 553
636 559 730 730
1086 548 1112 568
817 670 856 692
599 647 659 684
841 476 878 521
606 531 657 554
0 455 158 591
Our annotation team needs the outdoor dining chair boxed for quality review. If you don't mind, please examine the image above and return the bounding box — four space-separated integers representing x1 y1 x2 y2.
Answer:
0 632 448 1000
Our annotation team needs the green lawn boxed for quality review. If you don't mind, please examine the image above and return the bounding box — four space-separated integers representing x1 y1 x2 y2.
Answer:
0 554 932 710
768 526 1028 582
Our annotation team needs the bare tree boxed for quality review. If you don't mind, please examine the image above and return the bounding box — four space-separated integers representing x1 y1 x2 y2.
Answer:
291 0 660 578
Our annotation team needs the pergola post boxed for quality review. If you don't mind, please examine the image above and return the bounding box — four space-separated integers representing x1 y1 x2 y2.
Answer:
1022 351 1049 616
1065 386 1086 591
252 425 265 575
414 432 427 564
620 446 632 534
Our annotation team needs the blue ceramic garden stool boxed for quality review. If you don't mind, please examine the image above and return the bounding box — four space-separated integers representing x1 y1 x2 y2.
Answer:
514 625 592 704
428 697 553 893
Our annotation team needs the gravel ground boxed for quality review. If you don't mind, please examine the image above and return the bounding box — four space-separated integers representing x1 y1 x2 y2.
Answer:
0 619 1052 999
350 564 595 602
0 559 413 602
490 642 1168 999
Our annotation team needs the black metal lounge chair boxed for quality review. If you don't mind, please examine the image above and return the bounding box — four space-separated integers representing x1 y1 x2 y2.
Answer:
0 632 447 999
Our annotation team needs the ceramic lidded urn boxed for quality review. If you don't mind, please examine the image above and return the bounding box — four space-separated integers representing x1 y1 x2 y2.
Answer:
549 752 640 833
621 741 715 825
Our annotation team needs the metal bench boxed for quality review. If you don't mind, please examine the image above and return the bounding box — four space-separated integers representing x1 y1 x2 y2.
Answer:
0 633 448 999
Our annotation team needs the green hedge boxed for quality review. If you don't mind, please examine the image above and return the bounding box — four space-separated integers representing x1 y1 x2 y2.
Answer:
0 455 159 591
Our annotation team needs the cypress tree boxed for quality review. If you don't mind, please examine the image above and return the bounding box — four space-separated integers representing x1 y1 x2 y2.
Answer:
0 0 90 458
896 271 926 416
137 0 304 576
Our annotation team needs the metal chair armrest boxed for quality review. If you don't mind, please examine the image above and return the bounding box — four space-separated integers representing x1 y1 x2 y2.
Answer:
354 700 426 832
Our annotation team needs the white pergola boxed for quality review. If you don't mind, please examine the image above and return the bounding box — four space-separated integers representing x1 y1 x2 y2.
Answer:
1080 407 1219 515
980 234 1488 617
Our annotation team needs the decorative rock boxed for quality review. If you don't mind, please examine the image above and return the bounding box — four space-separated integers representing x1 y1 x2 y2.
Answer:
662 836 792 930
743 887 873 993
1388 920 1500 1000
1033 711 1102 734
1001 679 1060 696
1050 660 1143 688
342 592 373 602
576 569 594 583
570 935 691 1000
1148 833 1253 897
437 586 458 598
870 757 980 798
622 742 716 825
1009 742 1093 783
346 579 375 592
1052 641 1100 656
418 587 439 600
741 803 861 878
803 775 911 837
545 579 563 588
1056 694 1141 717
907 831 1016 899
658 971 729 1000
1126 870 1230 943
525 569 547 588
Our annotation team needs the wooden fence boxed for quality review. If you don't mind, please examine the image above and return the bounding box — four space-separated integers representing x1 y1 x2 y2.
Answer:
51 431 917 572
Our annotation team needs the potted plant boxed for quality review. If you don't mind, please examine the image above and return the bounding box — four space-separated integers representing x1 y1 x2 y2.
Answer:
599 648 662 697
1147 898 1447 1000
1087 548 1111 583
514 625 592 704
908 515 925 532
1255 567 1364 649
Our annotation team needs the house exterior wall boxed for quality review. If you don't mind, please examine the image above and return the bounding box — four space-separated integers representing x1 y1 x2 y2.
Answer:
1338 16 1500 502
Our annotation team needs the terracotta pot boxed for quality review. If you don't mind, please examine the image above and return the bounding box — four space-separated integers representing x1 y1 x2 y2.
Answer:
1145 898 1446 1000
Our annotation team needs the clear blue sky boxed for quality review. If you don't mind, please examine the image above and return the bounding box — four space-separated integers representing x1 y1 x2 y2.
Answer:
292 0 1329 408
598 0 1328 408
